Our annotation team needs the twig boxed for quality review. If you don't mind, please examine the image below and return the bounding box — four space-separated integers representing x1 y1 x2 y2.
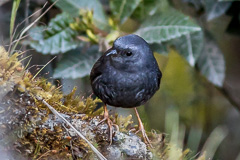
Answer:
34 95 107 160
7 26 50 47
195 67 240 112
36 150 51 160
19 54 32 62
8 2 48 53
9 34 29 46
31 56 56 80
27 64 45 71
22 57 32 77
218 87 240 111
10 0 58 54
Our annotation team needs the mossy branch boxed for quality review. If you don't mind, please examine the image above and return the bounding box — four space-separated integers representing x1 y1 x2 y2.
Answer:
0 46 204 159
34 95 107 160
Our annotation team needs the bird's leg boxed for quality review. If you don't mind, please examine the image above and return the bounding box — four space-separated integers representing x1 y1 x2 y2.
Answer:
98 104 117 145
134 107 153 148
98 104 110 124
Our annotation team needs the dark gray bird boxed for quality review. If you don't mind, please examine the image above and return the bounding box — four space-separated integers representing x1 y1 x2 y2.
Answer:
90 34 162 146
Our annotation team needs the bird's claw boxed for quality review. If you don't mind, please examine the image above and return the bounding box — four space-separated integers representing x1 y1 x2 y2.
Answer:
135 124 153 148
98 115 118 145
97 116 108 126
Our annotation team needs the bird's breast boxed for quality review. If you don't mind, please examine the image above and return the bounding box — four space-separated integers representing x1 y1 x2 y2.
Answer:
92 69 159 108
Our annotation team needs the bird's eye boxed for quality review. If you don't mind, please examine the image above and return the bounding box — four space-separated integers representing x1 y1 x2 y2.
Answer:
126 51 132 56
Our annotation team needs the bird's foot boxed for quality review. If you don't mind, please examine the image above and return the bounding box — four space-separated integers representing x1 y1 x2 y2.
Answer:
98 114 118 145
133 108 153 148
135 123 153 148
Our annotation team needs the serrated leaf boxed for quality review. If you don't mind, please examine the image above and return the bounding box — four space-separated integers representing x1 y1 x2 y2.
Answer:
197 39 225 87
135 9 201 43
110 0 141 24
51 0 108 30
53 46 101 79
203 0 232 21
28 13 80 55
171 31 204 66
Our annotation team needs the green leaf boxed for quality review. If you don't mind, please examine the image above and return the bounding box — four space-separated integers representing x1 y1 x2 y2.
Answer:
150 43 168 55
51 0 108 30
203 0 232 21
110 0 141 24
53 46 101 79
135 9 201 43
28 13 80 55
132 0 169 22
171 31 204 66
197 39 225 87
10 0 21 37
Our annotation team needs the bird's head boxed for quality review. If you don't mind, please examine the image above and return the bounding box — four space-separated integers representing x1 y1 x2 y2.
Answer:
105 34 156 72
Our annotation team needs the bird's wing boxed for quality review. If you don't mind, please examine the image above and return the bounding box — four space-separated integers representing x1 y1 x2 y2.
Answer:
90 56 105 83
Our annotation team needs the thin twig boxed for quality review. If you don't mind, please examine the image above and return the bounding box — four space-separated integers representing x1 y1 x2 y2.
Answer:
31 56 56 80
7 27 49 47
195 67 240 112
19 54 32 62
10 34 29 46
10 0 58 54
27 64 45 71
218 87 240 111
34 96 107 160
8 2 48 53
36 150 51 160
22 57 32 77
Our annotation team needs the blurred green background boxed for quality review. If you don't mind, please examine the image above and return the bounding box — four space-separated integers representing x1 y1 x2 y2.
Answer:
1 0 240 159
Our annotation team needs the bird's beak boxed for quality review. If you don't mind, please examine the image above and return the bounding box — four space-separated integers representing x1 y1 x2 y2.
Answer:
106 49 117 56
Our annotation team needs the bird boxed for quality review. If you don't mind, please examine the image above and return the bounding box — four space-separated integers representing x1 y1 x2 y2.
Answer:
90 34 162 146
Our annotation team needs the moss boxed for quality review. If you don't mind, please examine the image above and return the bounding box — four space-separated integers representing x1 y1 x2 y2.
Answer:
0 46 23 100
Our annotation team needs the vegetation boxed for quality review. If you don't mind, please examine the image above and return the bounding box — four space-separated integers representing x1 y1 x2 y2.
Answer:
0 0 239 159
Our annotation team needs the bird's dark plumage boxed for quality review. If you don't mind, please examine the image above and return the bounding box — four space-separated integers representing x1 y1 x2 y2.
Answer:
90 34 162 108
